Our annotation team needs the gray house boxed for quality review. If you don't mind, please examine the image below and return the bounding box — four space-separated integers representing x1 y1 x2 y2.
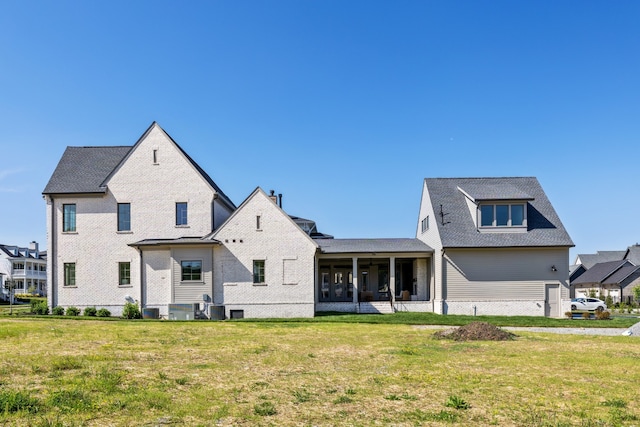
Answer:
416 177 574 317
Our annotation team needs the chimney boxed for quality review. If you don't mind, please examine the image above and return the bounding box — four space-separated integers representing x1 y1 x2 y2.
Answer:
29 241 39 258
268 190 278 204
278 193 282 208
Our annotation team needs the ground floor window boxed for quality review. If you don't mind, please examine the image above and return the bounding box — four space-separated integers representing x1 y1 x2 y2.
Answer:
119 262 131 285
181 260 202 281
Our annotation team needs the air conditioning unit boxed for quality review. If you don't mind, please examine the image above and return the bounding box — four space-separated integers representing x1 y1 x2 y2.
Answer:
168 303 197 320
209 305 225 320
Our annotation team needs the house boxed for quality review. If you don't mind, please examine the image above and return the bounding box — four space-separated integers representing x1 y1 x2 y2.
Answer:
43 123 236 316
570 244 640 303
416 178 574 317
0 242 47 301
44 123 574 318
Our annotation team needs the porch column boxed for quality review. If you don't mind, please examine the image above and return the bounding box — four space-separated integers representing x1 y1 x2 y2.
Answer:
389 256 396 301
352 257 358 303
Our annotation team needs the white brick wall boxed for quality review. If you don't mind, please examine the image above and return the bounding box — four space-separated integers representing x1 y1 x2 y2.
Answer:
49 124 229 315
212 189 317 318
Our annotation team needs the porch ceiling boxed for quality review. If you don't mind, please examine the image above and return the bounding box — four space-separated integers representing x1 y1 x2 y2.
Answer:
317 238 433 255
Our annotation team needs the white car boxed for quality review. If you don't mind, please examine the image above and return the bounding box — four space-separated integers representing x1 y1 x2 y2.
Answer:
571 297 607 312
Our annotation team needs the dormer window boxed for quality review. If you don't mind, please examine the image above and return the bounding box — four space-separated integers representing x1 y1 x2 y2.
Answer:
479 203 526 229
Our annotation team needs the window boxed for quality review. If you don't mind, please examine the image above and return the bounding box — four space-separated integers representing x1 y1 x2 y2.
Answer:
176 202 188 226
256 215 261 230
118 203 131 231
253 260 265 283
181 260 202 281
153 149 158 164
421 216 429 233
64 263 76 286
479 203 527 228
63 204 76 232
119 262 131 285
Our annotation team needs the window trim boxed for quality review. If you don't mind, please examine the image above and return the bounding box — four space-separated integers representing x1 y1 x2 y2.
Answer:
118 262 131 286
117 203 131 232
180 260 203 282
478 203 527 229
176 202 188 226
62 204 76 232
253 260 265 284
63 262 76 287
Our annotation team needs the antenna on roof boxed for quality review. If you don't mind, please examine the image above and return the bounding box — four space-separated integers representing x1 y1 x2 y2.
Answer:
439 205 451 226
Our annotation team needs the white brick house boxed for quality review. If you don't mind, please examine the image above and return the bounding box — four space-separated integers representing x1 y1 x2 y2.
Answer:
44 124 573 318
43 123 235 316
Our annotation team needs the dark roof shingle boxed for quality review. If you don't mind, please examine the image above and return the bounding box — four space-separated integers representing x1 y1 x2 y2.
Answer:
318 238 433 254
425 177 574 248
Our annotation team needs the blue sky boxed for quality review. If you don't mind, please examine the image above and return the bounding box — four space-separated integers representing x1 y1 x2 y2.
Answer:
1 1 639 260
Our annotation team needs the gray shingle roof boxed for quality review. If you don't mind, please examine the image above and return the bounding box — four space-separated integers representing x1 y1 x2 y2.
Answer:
43 146 132 194
624 245 640 265
577 251 626 269
129 237 221 247
603 263 640 286
318 238 433 254
571 260 629 285
425 177 574 248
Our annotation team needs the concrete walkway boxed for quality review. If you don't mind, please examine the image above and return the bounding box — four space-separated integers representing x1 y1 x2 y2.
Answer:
415 321 640 337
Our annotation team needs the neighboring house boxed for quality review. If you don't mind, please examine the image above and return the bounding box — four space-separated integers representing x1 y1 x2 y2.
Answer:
44 124 574 318
571 244 640 302
0 242 47 301
572 260 640 303
416 178 574 317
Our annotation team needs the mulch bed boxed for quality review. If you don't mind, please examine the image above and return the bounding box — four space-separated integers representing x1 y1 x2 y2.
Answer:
432 321 516 341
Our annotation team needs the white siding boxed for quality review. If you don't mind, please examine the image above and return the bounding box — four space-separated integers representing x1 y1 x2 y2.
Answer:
171 247 214 303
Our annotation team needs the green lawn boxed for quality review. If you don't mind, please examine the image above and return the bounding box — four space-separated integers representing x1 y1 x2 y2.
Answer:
0 318 639 426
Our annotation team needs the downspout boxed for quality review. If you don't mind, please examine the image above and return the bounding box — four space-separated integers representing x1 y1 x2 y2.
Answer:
212 194 218 231
135 246 144 309
49 195 56 310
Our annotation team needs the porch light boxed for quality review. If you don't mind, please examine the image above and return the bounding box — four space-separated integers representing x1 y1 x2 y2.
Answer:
551 265 557 272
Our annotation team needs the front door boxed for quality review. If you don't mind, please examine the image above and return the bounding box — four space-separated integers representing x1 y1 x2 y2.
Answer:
545 284 559 317
331 269 353 302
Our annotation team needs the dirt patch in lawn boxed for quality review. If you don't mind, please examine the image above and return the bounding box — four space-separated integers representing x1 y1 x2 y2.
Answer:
433 321 516 341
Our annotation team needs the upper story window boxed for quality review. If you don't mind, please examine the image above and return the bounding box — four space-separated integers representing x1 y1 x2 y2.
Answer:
479 203 526 228
63 204 76 232
181 260 202 281
153 149 159 164
256 215 261 230
176 202 188 226
253 260 265 284
118 203 131 231
421 216 429 233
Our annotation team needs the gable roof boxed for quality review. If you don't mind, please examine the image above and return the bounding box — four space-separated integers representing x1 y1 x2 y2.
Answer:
318 238 433 254
102 123 235 209
42 122 235 209
43 146 132 194
571 260 629 285
207 187 319 248
576 251 626 269
424 177 574 248
624 244 640 265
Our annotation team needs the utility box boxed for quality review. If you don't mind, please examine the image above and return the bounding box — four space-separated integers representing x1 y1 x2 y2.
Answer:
168 303 197 320
142 307 159 319
209 305 225 320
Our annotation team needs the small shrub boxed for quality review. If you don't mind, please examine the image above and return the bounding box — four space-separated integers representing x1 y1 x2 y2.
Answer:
83 306 97 317
52 306 65 316
30 300 49 315
596 310 610 320
96 308 111 317
602 398 627 408
605 294 613 308
445 395 470 410
66 306 80 316
582 312 591 320
0 389 40 413
122 302 141 319
254 401 277 416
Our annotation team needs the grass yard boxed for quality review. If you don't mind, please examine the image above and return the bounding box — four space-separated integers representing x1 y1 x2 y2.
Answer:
0 318 639 426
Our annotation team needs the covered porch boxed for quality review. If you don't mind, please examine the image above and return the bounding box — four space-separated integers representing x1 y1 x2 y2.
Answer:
314 239 433 313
